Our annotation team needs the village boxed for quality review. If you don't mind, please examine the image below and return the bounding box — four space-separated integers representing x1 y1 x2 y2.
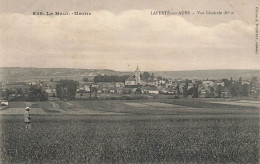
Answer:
0 66 259 105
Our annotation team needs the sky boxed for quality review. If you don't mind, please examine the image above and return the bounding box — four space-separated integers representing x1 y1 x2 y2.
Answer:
0 0 259 71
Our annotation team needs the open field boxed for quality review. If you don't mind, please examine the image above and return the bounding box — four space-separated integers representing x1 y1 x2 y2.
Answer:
1 98 259 115
0 99 259 163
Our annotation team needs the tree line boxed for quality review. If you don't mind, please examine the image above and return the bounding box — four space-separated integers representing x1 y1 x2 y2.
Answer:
1 85 48 101
93 75 130 83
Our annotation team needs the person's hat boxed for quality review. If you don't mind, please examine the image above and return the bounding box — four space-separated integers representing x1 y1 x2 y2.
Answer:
25 107 30 110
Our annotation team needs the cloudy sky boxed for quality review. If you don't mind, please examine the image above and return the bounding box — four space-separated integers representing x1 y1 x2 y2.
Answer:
0 0 259 71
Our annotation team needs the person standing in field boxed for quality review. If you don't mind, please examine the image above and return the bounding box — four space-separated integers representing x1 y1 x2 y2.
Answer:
24 107 31 129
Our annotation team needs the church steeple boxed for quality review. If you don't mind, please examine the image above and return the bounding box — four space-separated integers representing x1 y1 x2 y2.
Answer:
135 65 139 72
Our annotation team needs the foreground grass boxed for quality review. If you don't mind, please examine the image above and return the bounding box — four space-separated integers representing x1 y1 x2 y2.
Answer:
0 114 258 164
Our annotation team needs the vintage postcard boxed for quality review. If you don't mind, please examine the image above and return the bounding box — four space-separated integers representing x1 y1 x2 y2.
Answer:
0 0 259 163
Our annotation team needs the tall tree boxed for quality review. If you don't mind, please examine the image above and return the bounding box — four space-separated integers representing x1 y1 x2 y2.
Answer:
217 84 223 98
142 72 150 80
56 80 78 100
210 87 215 97
28 85 47 101
89 85 98 99
239 77 242 85
222 78 229 87
192 84 199 98
176 84 181 95
183 80 189 97
242 84 249 96
250 76 258 93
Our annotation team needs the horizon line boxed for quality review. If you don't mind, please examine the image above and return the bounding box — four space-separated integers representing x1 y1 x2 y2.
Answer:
1 66 260 72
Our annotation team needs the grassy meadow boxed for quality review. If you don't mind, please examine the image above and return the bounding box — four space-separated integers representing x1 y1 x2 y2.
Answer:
0 99 259 163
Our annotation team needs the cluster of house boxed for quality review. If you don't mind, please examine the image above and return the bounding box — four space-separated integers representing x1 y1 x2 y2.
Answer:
75 66 260 98
1 66 260 103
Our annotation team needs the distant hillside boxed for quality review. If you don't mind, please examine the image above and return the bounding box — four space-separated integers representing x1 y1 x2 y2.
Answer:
0 67 131 83
152 70 260 80
0 67 259 83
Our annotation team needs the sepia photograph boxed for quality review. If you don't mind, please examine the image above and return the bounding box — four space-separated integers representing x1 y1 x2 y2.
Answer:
0 0 259 163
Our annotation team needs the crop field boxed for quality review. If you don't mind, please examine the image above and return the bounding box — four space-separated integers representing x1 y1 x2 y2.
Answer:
0 99 259 163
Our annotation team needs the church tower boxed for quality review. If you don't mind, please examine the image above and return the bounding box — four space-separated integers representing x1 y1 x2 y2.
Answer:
135 65 141 85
